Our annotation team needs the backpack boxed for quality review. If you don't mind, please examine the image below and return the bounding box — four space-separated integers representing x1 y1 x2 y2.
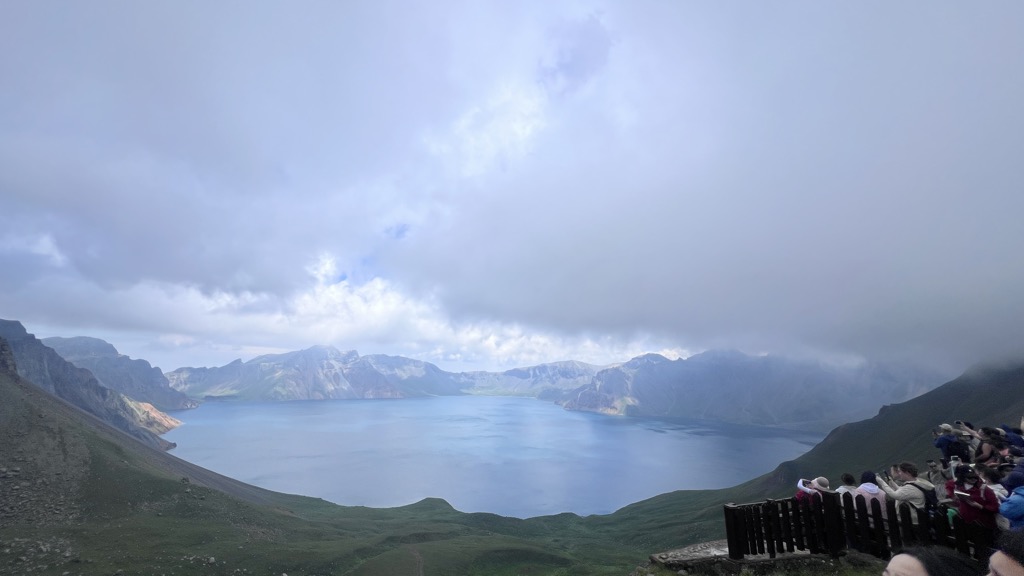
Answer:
908 481 941 518
947 438 972 462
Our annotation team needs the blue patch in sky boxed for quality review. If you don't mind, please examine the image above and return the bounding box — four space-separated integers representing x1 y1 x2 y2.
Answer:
385 223 410 240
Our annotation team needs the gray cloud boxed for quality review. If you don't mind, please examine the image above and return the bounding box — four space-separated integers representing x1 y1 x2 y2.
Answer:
2 1 1022 375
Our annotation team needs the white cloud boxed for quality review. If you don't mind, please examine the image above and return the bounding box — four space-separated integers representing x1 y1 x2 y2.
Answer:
425 82 547 178
0 233 68 267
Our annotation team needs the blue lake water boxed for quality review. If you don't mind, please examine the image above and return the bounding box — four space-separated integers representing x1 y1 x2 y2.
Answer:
164 396 820 518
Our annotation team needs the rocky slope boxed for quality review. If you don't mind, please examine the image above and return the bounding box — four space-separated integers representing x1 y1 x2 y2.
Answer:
167 345 466 401
42 335 198 411
0 321 178 450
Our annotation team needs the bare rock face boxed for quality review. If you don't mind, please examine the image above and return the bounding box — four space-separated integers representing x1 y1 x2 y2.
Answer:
167 346 465 401
0 320 177 451
42 336 198 411
0 337 16 377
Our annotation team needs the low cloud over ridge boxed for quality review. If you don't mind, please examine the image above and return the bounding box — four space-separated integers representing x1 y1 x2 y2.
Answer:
1 2 1022 375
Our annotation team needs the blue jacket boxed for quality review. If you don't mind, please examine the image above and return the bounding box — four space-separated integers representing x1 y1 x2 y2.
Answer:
1000 486 1024 530
1003 462 1024 493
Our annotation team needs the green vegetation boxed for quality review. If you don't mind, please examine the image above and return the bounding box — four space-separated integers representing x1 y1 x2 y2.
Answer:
3 359 1024 574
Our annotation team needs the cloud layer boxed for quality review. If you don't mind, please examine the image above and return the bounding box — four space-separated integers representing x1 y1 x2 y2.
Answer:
2 2 1022 375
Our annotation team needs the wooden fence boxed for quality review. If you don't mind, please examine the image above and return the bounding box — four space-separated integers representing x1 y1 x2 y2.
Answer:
723 492 994 561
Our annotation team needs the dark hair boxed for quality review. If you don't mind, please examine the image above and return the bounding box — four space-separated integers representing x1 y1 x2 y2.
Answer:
982 426 1002 438
997 530 1024 568
841 472 855 486
860 471 877 485
954 464 976 482
892 546 984 576
977 465 1002 483
897 461 919 478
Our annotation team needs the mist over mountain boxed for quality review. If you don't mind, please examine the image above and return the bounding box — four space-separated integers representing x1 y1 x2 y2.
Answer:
42 336 197 411
166 344 943 431
458 360 603 400
0 320 177 450
561 350 943 430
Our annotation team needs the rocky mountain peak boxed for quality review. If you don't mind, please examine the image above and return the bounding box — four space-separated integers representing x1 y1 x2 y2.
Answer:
42 336 120 360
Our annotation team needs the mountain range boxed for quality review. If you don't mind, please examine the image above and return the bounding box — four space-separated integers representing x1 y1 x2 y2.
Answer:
3 319 1022 574
42 336 198 411
0 320 177 451
0 316 948 463
166 344 944 431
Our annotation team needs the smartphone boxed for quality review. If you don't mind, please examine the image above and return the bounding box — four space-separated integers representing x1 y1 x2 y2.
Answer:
954 490 971 498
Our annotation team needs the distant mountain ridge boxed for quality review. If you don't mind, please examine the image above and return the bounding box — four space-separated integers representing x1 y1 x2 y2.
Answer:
166 345 466 401
166 345 944 431
560 350 943 430
42 336 198 411
0 320 178 450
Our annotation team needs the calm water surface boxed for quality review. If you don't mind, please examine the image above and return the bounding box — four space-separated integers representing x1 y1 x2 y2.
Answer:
165 396 820 518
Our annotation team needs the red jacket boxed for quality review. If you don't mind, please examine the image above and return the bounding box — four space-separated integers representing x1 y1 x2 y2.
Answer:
946 479 1000 528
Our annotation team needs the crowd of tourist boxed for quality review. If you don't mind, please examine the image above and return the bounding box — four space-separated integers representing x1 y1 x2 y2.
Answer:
793 419 1024 575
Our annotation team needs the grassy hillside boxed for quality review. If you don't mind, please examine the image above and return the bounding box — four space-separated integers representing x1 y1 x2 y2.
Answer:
0 360 674 575
4 347 1024 575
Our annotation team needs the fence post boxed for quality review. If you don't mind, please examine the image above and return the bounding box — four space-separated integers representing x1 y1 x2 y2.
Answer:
822 491 846 558
793 498 808 551
841 492 859 550
888 501 905 550
780 499 796 553
744 506 759 555
807 496 825 554
723 503 746 560
855 495 873 555
762 501 777 558
871 498 889 559
768 499 785 556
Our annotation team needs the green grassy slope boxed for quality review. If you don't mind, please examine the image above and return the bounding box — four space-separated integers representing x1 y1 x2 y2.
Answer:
4 354 1023 575
0 366 655 575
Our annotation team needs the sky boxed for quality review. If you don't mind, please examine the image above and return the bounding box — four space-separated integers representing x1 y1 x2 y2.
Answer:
1 2 1023 376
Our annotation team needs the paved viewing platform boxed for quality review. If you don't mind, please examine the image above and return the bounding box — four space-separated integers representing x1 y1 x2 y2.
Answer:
649 539 883 575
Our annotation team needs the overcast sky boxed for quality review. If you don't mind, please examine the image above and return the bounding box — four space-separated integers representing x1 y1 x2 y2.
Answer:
2 2 1022 375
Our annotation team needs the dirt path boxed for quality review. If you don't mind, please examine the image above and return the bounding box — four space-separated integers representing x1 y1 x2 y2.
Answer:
408 547 424 576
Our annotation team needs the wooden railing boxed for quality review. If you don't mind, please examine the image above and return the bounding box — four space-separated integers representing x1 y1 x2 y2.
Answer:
723 492 992 561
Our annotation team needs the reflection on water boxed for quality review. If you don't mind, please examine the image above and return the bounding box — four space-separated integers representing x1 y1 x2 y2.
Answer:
165 396 821 518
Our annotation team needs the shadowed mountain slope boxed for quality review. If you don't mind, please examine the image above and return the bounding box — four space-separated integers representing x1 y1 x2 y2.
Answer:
0 320 177 451
561 350 945 431
43 335 198 411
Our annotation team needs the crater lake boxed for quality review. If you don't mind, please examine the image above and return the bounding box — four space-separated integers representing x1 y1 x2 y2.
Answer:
164 395 821 518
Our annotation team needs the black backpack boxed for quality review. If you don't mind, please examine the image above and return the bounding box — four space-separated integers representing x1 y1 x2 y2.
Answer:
908 481 940 517
947 438 971 462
